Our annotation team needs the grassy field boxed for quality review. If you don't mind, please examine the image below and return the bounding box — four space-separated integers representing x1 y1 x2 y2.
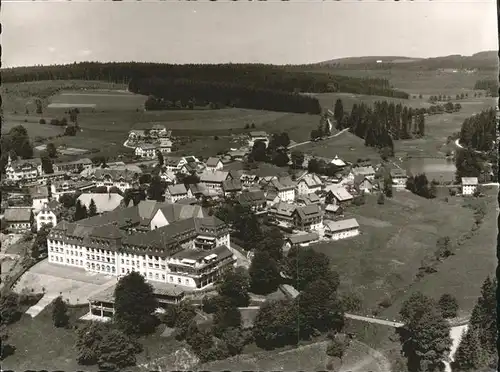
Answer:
2 304 94 371
47 90 146 111
312 190 496 318
2 115 65 138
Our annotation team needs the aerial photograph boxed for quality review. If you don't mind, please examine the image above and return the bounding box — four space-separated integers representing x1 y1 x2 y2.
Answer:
0 1 498 372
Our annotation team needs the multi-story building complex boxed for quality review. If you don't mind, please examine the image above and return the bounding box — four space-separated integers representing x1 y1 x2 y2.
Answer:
293 204 323 232
86 168 140 192
199 171 232 194
205 157 224 172
35 201 61 232
135 144 157 159
4 207 33 232
50 180 96 201
296 173 323 195
5 156 42 182
266 177 296 203
53 158 93 173
47 201 235 290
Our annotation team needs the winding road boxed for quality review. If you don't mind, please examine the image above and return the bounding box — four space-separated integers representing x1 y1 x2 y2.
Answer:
289 128 350 149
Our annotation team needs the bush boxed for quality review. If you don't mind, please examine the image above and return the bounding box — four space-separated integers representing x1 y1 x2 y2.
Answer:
352 195 365 206
39 118 46 124
438 293 459 319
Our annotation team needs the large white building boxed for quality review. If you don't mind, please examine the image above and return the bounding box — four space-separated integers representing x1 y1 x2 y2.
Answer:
35 202 58 231
135 144 157 159
5 156 42 182
323 218 360 240
248 131 269 148
47 201 236 290
296 173 323 195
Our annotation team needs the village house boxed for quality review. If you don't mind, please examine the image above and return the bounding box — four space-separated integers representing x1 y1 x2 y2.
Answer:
30 186 50 212
4 207 33 232
179 161 206 175
128 129 146 141
158 139 173 154
330 155 347 168
353 175 374 194
248 131 269 148
461 177 479 196
266 177 296 203
150 124 169 138
269 202 296 227
35 201 62 231
296 173 324 195
205 157 224 172
5 156 42 182
51 180 96 201
188 183 209 199
37 171 66 186
240 174 259 188
199 171 232 194
296 193 321 207
349 165 376 181
325 185 353 206
222 179 243 198
284 232 320 250
390 168 408 189
135 143 157 159
88 282 186 320
265 190 280 207
77 193 124 214
237 190 266 212
47 205 235 290
293 204 323 232
164 157 187 173
227 150 247 161
53 158 93 173
165 184 193 203
87 168 140 192
323 218 360 240
324 204 344 219
156 168 177 184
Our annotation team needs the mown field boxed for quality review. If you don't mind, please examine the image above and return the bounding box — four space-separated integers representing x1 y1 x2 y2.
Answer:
312 189 497 318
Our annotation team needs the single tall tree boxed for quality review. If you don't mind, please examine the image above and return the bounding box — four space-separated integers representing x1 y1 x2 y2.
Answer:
249 250 281 295
88 199 98 217
114 271 159 335
74 200 88 221
97 329 138 370
52 296 69 328
334 99 344 127
438 293 459 319
156 150 164 167
46 143 58 158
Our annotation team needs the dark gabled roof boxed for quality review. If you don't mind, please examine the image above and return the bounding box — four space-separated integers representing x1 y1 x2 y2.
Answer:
238 190 266 205
287 232 319 244
168 184 188 196
189 183 207 195
164 156 184 167
205 157 222 167
222 179 242 192
294 204 323 220
155 203 206 222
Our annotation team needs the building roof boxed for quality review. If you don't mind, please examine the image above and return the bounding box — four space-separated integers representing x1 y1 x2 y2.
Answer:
249 131 268 138
270 176 296 191
294 204 323 220
54 158 93 167
138 143 157 150
77 193 124 214
297 193 320 205
155 203 206 223
200 171 229 183
280 284 299 299
287 232 319 245
189 183 208 196
353 175 373 187
205 157 222 167
30 186 49 199
298 174 323 188
130 129 146 135
222 179 242 192
238 190 266 205
167 184 188 196
11 158 42 168
461 177 478 185
390 168 408 178
4 207 31 222
152 124 166 130
172 244 233 263
164 157 184 167
86 168 141 182
325 186 353 201
271 202 296 217
324 218 359 232
352 166 375 176
266 190 279 201
331 155 346 167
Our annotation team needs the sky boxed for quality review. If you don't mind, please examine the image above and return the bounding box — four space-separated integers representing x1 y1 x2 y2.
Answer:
2 0 498 68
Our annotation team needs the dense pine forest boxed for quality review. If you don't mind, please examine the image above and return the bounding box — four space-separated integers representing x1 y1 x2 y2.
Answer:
331 99 427 154
2 62 409 98
458 108 496 152
135 78 321 114
473 79 499 97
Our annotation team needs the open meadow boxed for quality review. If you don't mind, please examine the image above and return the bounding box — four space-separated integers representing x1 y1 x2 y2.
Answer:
312 189 496 318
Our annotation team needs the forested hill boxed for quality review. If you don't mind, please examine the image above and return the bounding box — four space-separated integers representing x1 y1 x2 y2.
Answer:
314 51 498 71
1 62 409 99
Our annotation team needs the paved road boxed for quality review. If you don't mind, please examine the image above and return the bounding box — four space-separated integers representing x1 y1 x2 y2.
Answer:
289 128 349 149
344 313 404 328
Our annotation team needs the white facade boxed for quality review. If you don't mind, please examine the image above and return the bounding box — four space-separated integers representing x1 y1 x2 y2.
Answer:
94 178 133 193
47 234 234 290
461 177 478 195
278 188 295 203
392 176 407 189
135 145 156 159
32 196 49 212
297 180 322 196
248 136 269 148
36 209 57 231
325 226 359 240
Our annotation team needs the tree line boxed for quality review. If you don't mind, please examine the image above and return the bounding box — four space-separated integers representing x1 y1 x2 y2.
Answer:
136 78 322 114
0 125 34 173
459 108 496 152
3 62 409 99
473 79 499 97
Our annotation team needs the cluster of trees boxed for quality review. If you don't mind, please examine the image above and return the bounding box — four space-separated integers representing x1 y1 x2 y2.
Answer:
332 99 427 156
406 174 437 199
398 292 452 372
307 157 343 177
453 277 497 371
137 78 322 114
473 79 499 97
428 93 472 103
3 62 409 99
73 199 97 221
458 108 496 152
247 132 291 168
0 125 34 174
253 247 344 350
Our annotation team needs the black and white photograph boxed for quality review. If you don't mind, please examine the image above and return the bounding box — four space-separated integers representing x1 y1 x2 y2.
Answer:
0 1 498 372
